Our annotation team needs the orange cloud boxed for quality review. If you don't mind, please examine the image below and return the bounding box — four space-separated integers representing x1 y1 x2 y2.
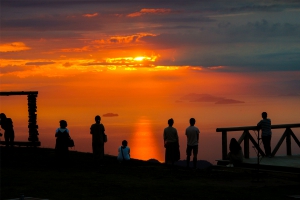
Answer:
106 56 156 63
59 46 90 52
93 33 157 44
127 8 172 17
82 13 98 17
0 42 31 52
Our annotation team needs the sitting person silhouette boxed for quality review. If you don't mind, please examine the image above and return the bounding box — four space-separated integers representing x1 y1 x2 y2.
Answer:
117 140 130 163
227 138 243 167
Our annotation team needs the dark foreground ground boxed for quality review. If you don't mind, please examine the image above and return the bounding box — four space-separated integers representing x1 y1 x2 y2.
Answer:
1 146 300 200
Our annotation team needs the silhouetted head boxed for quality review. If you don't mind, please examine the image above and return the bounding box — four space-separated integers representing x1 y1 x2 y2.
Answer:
168 118 174 126
261 112 267 119
230 138 238 145
229 137 241 152
189 118 196 126
59 120 67 128
122 140 128 147
95 115 101 123
0 113 7 120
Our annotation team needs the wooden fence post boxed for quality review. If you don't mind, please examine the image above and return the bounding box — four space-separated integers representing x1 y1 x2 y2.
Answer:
222 131 227 160
244 130 249 158
286 128 292 156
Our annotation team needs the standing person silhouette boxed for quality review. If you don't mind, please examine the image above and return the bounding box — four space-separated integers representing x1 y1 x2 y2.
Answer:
257 112 272 157
90 115 106 165
55 120 71 161
0 113 15 148
185 118 200 169
163 118 180 166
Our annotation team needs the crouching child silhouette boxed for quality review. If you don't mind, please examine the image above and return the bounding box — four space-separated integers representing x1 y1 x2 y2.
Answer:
227 138 243 167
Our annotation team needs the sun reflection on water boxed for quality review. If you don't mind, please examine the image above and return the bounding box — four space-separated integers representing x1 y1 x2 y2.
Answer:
129 117 162 162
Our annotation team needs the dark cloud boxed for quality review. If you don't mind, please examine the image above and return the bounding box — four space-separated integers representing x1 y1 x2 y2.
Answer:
224 4 284 13
25 62 55 66
1 0 300 72
1 16 106 31
180 93 245 104
0 65 30 74
103 113 119 117
215 99 245 104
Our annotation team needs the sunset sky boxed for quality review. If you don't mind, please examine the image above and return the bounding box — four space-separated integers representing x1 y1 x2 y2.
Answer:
1 0 300 162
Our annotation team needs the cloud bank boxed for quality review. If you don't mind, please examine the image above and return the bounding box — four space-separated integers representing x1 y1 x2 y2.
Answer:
180 93 245 104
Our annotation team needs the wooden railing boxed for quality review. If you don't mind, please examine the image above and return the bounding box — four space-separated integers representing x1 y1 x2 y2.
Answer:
216 124 300 160
0 91 39 142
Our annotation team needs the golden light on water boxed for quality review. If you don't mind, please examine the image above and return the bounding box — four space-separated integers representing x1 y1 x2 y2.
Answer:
129 117 162 161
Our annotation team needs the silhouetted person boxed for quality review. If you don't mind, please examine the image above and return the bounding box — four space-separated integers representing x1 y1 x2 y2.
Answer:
55 120 71 161
227 138 243 167
185 118 200 169
257 112 272 157
117 140 130 163
0 113 15 147
90 115 106 165
163 118 180 165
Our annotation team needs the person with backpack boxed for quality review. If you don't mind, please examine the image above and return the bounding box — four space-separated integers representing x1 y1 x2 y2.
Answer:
55 120 71 161
0 113 15 147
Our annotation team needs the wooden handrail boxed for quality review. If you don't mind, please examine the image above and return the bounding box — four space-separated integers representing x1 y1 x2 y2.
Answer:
0 91 38 96
216 123 300 132
217 123 300 159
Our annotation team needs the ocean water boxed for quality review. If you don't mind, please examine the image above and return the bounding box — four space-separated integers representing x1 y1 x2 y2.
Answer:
1 95 300 164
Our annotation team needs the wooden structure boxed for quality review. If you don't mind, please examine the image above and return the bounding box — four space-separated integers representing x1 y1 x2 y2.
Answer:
0 91 40 146
216 123 300 160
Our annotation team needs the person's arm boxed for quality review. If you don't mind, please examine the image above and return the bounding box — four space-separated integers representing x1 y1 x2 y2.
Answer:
175 129 179 142
257 120 262 130
67 129 71 138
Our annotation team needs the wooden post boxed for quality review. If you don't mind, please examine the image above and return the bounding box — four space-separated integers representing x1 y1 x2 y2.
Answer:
290 130 300 147
27 94 39 142
244 130 249 159
271 130 287 157
286 128 292 156
222 131 227 160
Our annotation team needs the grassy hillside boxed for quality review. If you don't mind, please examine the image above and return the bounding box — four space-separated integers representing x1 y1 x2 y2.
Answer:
1 147 299 200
